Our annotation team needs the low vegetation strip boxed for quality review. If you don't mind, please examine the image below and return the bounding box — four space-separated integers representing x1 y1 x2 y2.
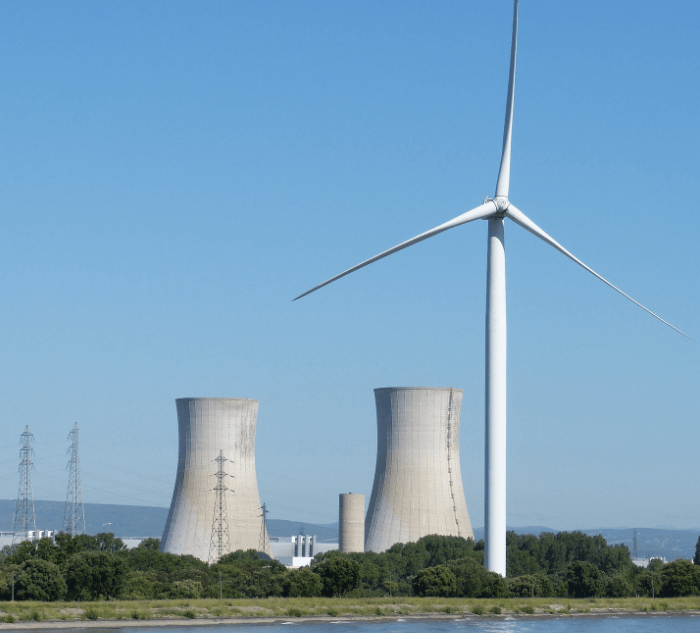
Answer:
0 597 698 625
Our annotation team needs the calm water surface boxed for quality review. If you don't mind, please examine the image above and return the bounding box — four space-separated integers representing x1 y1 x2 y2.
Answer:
57 615 700 633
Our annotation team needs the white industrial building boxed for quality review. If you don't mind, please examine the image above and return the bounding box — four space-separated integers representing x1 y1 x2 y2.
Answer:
270 533 337 567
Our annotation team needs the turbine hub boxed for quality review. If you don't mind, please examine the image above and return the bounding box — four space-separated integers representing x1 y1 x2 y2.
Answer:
485 195 510 217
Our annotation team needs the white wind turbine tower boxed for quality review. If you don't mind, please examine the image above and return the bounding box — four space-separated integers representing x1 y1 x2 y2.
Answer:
294 0 689 576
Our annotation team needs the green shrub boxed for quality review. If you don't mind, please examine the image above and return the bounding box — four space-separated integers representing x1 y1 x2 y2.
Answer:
183 610 197 619
84 607 100 621
327 608 339 617
520 605 534 614
489 605 502 614
471 605 485 615
286 608 302 618
30 610 43 622
2 615 15 624
170 580 202 599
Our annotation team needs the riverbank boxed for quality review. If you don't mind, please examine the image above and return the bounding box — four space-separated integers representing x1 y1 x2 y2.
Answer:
0 597 697 628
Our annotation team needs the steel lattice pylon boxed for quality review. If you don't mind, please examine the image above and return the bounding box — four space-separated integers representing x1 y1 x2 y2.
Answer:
259 502 271 555
12 426 36 545
63 423 86 536
208 450 232 563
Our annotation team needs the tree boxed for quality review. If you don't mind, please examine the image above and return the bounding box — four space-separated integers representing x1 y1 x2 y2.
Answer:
660 560 700 597
313 556 362 597
138 538 161 551
635 568 662 598
119 545 211 599
65 551 125 600
480 570 510 598
447 557 508 598
284 568 323 597
412 565 457 597
14 559 67 601
212 550 288 599
506 574 554 598
4 540 40 567
418 535 479 568
91 533 127 553
506 531 544 578
605 572 633 598
694 536 700 565
566 561 605 598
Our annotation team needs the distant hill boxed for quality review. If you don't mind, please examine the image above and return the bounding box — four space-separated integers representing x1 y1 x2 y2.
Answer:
0 500 339 542
1 502 696 560
0 500 169 537
266 520 338 542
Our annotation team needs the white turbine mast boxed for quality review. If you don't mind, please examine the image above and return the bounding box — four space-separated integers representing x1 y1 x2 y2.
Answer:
294 0 688 576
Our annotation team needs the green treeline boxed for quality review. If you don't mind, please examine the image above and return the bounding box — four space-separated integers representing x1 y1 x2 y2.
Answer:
1 531 699 601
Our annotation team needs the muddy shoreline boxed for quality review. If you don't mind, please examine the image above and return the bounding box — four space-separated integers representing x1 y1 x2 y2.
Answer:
0 609 697 630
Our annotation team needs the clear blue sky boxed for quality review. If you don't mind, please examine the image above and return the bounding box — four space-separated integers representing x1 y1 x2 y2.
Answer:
0 1 697 533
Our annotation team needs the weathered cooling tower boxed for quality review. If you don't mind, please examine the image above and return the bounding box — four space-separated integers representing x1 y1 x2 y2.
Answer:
339 493 365 553
161 398 272 561
365 387 474 553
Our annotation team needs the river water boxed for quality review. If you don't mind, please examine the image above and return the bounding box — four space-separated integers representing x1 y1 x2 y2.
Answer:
56 615 700 633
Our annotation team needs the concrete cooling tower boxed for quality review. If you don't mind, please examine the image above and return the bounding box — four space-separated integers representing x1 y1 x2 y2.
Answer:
339 493 365 553
365 387 474 553
161 398 272 561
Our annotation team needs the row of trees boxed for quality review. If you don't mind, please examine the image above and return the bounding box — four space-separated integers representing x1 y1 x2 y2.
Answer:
311 532 694 599
0 531 699 601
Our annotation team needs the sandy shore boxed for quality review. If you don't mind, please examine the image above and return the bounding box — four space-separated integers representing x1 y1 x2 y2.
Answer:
0 610 696 630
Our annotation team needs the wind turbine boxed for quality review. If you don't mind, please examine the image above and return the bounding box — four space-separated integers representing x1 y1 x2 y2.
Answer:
294 0 688 576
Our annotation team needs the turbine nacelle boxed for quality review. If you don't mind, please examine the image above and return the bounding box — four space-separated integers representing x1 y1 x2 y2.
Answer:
484 196 511 217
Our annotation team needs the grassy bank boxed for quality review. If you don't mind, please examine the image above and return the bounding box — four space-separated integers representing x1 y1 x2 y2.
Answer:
0 597 697 624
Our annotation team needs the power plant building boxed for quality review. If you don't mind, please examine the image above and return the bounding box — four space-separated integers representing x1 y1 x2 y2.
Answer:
365 387 474 553
339 493 365 553
270 533 338 567
161 398 272 561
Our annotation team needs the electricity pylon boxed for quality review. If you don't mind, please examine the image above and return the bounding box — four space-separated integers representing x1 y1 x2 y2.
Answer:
63 423 86 536
259 502 271 555
12 426 36 545
208 451 231 563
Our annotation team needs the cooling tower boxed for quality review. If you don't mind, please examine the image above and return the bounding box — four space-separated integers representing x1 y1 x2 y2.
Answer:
365 387 474 553
339 493 365 553
161 398 272 561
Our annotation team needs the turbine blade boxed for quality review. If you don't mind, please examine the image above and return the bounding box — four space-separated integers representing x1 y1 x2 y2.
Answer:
506 204 690 339
495 0 519 198
294 201 498 301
